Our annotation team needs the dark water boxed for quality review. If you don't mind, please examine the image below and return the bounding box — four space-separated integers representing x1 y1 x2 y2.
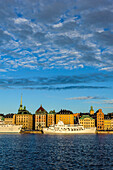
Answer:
0 134 113 170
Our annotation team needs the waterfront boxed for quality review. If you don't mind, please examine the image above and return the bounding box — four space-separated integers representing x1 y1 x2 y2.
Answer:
0 134 113 169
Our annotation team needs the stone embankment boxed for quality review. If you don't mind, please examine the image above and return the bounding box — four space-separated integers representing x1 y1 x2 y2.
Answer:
21 130 42 134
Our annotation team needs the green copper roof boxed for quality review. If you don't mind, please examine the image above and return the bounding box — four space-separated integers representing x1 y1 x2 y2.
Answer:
80 115 94 120
48 110 56 114
90 106 94 111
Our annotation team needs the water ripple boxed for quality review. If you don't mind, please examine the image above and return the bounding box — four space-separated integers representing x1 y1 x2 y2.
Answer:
0 134 113 169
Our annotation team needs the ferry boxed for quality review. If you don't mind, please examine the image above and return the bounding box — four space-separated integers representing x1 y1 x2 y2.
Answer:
0 117 22 133
43 121 96 134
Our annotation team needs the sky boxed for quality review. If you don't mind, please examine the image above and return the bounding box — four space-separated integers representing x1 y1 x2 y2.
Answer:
0 0 113 114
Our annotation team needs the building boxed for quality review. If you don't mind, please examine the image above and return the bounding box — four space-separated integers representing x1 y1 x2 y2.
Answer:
35 105 48 130
107 112 113 119
79 115 95 128
56 109 74 125
96 109 104 130
4 114 15 125
90 106 94 115
47 110 55 127
104 115 113 130
104 119 112 130
14 96 33 130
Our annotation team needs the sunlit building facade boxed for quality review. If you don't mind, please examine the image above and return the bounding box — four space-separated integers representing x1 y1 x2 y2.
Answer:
35 105 47 130
14 96 33 130
4 114 15 125
56 109 74 125
104 119 113 130
79 115 95 128
96 109 104 130
47 110 55 127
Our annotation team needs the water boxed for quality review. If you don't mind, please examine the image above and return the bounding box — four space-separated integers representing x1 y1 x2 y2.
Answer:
0 134 113 170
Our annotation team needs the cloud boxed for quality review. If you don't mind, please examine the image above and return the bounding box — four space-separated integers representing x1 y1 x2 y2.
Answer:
0 73 111 89
13 18 28 24
0 0 113 71
103 99 113 104
87 99 113 105
0 69 7 72
65 96 106 100
95 107 113 109
22 86 109 90
53 23 63 28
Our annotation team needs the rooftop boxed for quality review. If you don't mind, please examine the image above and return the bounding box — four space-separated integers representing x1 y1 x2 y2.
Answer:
80 115 94 120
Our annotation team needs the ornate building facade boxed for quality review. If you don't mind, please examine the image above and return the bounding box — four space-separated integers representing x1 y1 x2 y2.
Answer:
35 105 47 130
13 96 33 130
79 115 95 128
96 109 104 130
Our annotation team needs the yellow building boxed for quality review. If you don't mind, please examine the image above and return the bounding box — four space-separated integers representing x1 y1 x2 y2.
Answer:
47 110 55 127
35 105 47 130
104 119 113 130
96 109 104 130
56 109 74 125
4 114 15 125
79 115 95 128
14 95 33 130
14 113 33 130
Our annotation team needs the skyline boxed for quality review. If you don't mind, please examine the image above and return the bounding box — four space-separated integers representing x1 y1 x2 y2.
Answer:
0 0 113 114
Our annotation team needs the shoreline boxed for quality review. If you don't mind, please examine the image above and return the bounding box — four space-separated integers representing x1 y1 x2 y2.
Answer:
21 130 113 134
21 130 42 134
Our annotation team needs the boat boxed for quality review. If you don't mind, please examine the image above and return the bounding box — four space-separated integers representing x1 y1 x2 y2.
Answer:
0 117 22 133
43 120 96 134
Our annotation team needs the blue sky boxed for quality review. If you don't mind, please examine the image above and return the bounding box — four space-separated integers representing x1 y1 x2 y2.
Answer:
0 0 113 114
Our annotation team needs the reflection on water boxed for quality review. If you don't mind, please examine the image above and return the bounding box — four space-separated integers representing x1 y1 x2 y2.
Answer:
0 134 113 169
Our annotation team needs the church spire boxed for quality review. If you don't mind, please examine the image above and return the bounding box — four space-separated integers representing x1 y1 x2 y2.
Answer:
20 94 22 107
18 94 23 111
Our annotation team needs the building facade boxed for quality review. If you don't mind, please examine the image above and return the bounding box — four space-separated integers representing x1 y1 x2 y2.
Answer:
47 110 55 127
96 109 104 130
14 113 33 130
4 114 15 125
56 109 74 125
79 115 95 128
104 119 113 130
14 96 33 130
35 105 47 130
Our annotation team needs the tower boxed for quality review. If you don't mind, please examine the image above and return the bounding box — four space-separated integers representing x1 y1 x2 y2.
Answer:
18 94 23 111
90 106 94 115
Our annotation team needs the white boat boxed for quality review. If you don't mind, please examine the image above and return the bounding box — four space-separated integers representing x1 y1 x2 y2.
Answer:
43 121 96 134
0 117 22 133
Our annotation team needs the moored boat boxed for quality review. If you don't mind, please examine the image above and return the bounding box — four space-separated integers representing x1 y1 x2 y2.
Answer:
43 120 96 134
0 116 22 133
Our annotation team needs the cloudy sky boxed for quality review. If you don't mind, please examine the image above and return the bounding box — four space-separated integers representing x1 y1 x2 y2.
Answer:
0 0 113 114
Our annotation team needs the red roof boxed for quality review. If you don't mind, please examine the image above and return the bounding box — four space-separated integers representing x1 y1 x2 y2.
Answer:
36 105 47 113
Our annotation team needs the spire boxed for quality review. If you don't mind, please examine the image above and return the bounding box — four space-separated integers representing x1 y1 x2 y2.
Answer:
20 94 22 107
18 94 23 112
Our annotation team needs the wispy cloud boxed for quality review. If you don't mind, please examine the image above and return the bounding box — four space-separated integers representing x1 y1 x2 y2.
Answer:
65 96 106 100
87 99 113 105
0 73 111 89
22 86 109 91
95 106 113 109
